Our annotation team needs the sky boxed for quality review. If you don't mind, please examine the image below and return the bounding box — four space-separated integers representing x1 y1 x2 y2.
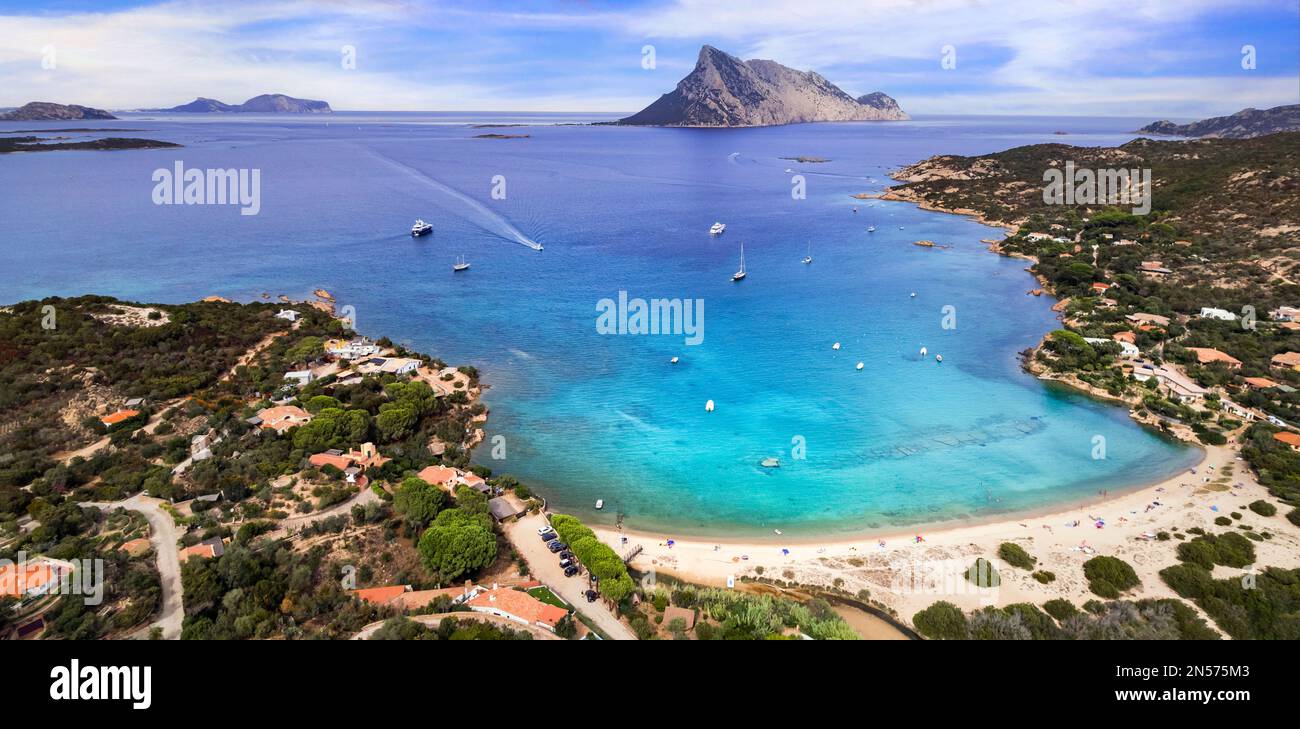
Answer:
0 0 1297 117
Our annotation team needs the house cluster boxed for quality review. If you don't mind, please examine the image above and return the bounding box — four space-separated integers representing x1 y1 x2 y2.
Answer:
325 337 381 360
351 580 570 633
308 442 389 485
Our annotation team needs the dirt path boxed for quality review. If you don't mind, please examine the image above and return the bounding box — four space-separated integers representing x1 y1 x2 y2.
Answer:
84 494 184 639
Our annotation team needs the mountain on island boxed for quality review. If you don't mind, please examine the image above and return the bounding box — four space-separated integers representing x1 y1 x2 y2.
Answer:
0 102 117 121
1137 104 1300 139
619 45 907 127
146 93 333 114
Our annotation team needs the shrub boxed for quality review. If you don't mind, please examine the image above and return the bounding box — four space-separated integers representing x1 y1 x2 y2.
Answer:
1083 555 1139 596
1042 598 1078 622
912 601 968 640
1248 500 1276 517
1032 570 1056 584
1214 516 1232 526
998 542 1037 570
1289 508 1300 527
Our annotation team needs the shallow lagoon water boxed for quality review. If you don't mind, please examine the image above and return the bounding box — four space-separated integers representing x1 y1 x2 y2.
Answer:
0 112 1198 536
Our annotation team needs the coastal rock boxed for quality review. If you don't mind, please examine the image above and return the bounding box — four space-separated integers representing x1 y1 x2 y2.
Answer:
146 93 332 114
619 45 908 127
1137 104 1300 139
0 102 117 121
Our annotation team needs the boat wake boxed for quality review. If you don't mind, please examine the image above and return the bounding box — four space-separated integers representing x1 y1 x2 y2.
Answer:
364 147 544 251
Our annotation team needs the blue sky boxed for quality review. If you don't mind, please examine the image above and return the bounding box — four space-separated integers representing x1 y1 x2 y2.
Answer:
1 0 1297 116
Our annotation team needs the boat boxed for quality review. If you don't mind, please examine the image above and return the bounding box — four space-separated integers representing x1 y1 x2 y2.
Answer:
801 241 812 265
595 499 604 510
773 529 783 535
731 242 746 281
760 457 780 468
856 362 864 370
910 292 917 298
453 255 470 272
852 207 858 214
705 399 715 412
411 219 433 237
936 354 943 362
670 356 679 364
920 346 928 357
710 222 726 236
832 342 841 350
867 225 876 233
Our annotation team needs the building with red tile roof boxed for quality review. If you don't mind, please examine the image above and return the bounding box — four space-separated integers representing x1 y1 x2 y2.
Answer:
1185 347 1242 369
179 538 225 562
100 409 141 427
256 405 312 433
466 587 569 631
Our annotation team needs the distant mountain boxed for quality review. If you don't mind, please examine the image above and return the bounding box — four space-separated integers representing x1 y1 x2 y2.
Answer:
146 93 332 114
0 102 117 121
619 45 907 127
1137 104 1300 139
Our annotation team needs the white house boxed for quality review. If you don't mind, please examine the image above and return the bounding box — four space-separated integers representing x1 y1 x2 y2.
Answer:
1132 363 1207 403
1199 307 1236 321
275 309 300 322
1087 337 1139 359
325 338 380 359
1269 306 1299 322
284 370 316 387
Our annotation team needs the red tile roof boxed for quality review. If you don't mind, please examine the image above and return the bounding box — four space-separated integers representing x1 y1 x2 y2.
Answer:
1275 432 1300 449
100 409 140 426
467 588 568 629
351 585 410 605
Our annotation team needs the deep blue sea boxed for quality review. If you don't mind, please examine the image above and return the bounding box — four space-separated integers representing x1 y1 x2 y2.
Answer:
0 111 1199 536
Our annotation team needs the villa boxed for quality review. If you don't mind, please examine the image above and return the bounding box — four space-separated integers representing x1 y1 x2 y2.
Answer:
1126 312 1170 327
416 465 458 488
1244 376 1280 391
1198 307 1236 321
1139 261 1172 276
284 369 316 387
1269 306 1299 322
179 537 225 562
275 309 300 322
1112 330 1137 344
1085 337 1138 359
1271 352 1300 371
465 587 568 632
325 337 380 360
1185 347 1242 369
357 356 422 376
1132 363 1207 403
1273 431 1300 452
100 409 140 427
256 405 313 433
308 442 389 483
0 557 75 601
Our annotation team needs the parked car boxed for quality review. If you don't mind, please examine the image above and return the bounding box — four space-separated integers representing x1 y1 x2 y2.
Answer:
558 558 573 569
585 590 598 602
564 565 579 577
547 541 567 553
559 550 574 560
540 530 557 542
537 526 555 536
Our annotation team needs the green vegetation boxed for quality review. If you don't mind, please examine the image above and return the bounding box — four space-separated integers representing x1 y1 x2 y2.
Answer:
369 615 532 641
1083 555 1140 598
1174 531 1255 569
548 513 636 603
1248 500 1277 517
1159 564 1300 639
914 597 1217 640
416 500 496 583
661 583 857 640
997 542 1037 570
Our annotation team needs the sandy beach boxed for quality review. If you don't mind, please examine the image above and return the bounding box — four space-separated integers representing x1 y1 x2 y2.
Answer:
594 442 1300 625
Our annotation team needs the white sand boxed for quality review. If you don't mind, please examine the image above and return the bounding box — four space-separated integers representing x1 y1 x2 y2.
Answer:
593 444 1300 625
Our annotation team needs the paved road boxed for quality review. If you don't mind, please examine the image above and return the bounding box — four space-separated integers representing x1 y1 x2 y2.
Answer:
85 494 184 639
504 513 636 640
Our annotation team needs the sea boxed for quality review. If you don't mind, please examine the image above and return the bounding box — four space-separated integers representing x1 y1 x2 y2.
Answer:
0 111 1200 537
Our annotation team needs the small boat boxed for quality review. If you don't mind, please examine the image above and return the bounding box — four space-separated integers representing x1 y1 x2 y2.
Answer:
773 529 783 536
852 207 858 214
411 219 433 237
867 225 876 233
595 499 604 510
705 399 715 412
910 292 917 298
670 356 679 364
732 242 746 281
936 354 943 362
856 362 864 370
760 457 780 468
920 346 928 357
832 342 841 350
710 222 726 236
453 255 470 272
801 241 812 265
898 226 904 230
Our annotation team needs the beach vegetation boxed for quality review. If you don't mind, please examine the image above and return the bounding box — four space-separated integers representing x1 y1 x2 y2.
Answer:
1175 531 1255 569
1083 555 1140 597
1042 598 1078 621
998 542 1036 570
1247 500 1276 517
1032 570 1055 584
912 600 968 640
1160 563 1300 639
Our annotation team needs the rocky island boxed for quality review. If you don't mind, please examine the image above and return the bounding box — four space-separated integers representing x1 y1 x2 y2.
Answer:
618 45 907 127
0 101 117 121
144 93 333 114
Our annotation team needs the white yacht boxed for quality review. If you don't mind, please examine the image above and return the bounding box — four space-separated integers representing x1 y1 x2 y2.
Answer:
732 242 746 281
867 225 876 233
802 241 812 265
710 222 726 236
411 219 433 237
453 254 470 272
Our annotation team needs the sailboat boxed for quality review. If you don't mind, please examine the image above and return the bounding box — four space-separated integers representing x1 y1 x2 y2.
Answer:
732 242 747 281
867 225 876 233
453 254 470 272
802 241 812 265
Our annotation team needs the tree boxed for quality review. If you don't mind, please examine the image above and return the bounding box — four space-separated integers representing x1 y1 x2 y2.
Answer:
375 405 417 442
912 601 968 640
417 509 496 582
394 477 445 527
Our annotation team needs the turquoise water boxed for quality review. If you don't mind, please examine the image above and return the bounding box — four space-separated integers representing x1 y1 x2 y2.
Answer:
0 113 1198 536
